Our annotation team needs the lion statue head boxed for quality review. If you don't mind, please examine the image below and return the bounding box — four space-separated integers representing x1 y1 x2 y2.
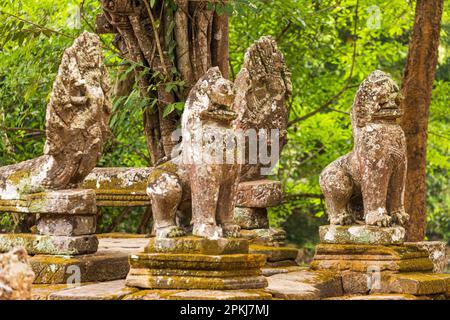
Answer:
351 70 403 128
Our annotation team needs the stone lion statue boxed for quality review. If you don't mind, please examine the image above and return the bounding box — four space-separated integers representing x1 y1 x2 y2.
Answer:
147 67 241 239
319 70 409 227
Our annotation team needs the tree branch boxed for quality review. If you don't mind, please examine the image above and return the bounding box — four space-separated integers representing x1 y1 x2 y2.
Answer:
287 0 359 127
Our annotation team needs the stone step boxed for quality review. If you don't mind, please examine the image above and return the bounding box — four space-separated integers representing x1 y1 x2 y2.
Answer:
168 289 272 300
326 293 418 300
0 234 98 255
48 280 138 300
265 269 343 300
319 225 405 245
31 250 130 284
388 273 450 295
249 244 299 262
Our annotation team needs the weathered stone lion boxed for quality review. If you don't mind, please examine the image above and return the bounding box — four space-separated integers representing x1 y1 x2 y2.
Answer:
147 67 241 239
319 70 409 227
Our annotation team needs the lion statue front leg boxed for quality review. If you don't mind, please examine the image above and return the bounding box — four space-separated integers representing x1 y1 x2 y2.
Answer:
319 156 355 225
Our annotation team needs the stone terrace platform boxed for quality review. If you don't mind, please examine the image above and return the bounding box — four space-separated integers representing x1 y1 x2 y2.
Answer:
30 234 450 300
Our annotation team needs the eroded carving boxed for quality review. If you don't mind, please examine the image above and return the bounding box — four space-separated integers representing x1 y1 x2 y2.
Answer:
319 70 409 227
0 32 111 199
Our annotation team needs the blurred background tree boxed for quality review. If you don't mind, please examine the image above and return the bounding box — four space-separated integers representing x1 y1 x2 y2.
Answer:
0 0 448 248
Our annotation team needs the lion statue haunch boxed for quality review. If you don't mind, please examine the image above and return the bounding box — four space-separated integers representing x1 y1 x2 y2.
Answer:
147 67 241 239
0 32 111 198
319 70 409 227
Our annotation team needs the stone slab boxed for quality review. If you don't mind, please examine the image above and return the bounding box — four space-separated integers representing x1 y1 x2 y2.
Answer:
129 252 267 270
122 290 186 300
0 234 98 255
240 228 286 246
145 236 249 255
169 290 272 300
311 243 433 272
265 260 299 267
30 250 129 284
405 241 447 273
234 207 269 229
262 266 306 277
387 273 450 295
37 215 96 236
48 280 138 300
319 225 405 245
340 270 396 294
126 273 268 290
31 284 91 300
0 189 97 214
249 244 298 262
265 278 320 300
81 167 151 207
236 180 282 208
268 270 343 298
325 294 418 300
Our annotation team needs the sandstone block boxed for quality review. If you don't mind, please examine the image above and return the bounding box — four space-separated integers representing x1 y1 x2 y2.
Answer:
240 228 286 246
0 234 98 255
249 245 298 262
387 273 450 295
146 236 248 255
311 243 434 273
37 215 96 236
319 225 405 245
48 280 138 300
268 270 343 299
0 189 97 214
0 247 35 300
169 290 272 300
126 274 268 290
129 252 266 271
30 250 129 284
122 289 185 300
236 180 282 208
234 207 269 229
325 293 418 300
405 241 447 273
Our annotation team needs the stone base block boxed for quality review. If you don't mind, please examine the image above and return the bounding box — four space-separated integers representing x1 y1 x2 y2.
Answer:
126 273 268 290
0 189 97 214
126 236 267 290
234 207 269 229
30 250 129 284
405 241 447 273
128 252 266 271
387 273 450 295
37 215 96 236
240 228 286 246
265 269 343 300
145 236 248 255
168 289 272 300
48 280 138 300
0 234 98 255
319 225 405 245
311 243 433 272
236 180 282 208
249 244 298 262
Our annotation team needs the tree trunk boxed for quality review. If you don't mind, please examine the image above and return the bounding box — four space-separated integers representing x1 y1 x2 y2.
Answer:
400 0 444 241
96 0 229 165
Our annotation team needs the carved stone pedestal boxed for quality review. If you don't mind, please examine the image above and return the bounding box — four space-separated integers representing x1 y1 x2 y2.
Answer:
312 225 450 298
234 180 299 268
125 237 268 290
0 189 99 255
